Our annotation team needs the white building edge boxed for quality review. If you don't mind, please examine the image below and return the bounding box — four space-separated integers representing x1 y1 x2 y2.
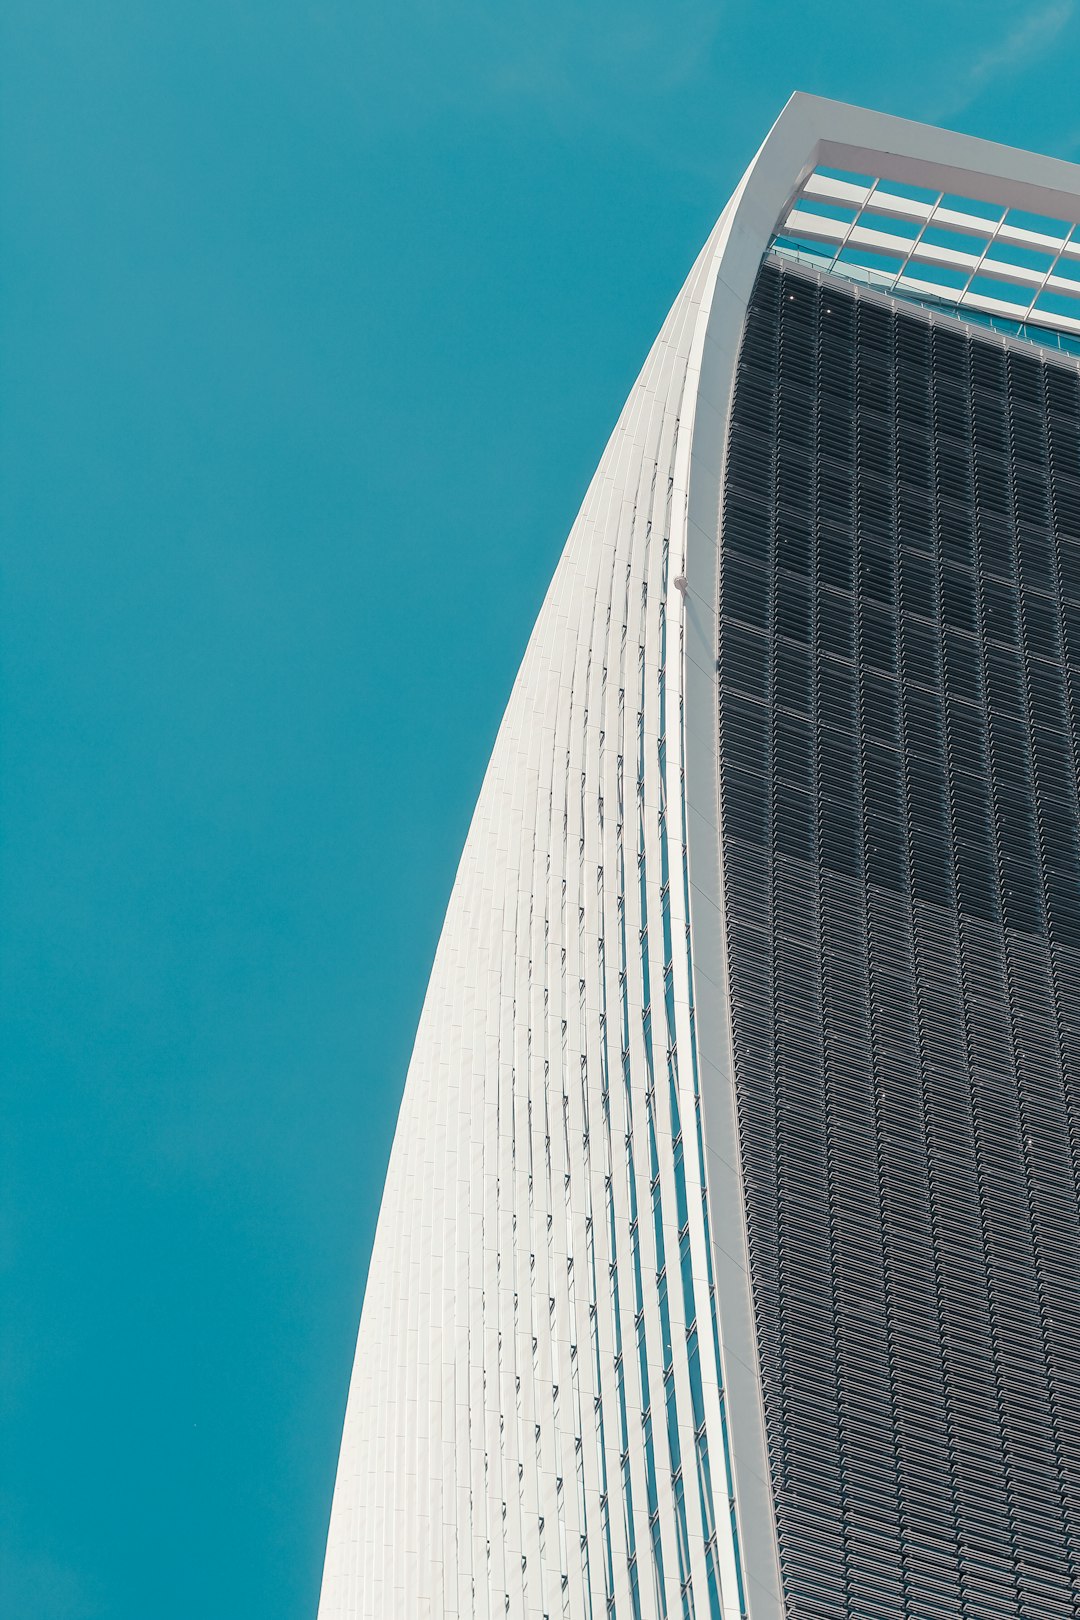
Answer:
319 96 1080 1619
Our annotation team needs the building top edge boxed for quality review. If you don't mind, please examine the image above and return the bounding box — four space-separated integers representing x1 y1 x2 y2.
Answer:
750 98 1080 347
776 92 1080 215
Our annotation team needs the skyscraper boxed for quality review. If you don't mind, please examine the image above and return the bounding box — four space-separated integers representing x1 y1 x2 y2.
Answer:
320 96 1080 1619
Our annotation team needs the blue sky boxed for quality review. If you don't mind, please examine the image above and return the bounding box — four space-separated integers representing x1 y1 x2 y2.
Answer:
3 2 1079 1616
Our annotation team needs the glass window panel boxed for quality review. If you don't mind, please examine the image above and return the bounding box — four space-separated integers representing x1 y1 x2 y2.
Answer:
940 192 1005 222
921 224 987 255
1004 207 1073 239
984 241 1054 273
874 177 939 206
837 245 903 275
1034 289 1080 321
858 210 921 241
967 275 1033 307
814 165 876 187
901 261 968 290
795 196 858 224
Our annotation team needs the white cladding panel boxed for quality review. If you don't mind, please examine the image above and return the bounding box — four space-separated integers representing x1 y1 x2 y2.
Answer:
319 201 757 1619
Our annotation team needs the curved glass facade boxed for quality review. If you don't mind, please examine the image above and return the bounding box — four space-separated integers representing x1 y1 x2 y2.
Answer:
720 258 1080 1618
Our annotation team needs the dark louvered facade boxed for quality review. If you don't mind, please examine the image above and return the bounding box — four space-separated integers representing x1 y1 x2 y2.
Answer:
718 259 1080 1619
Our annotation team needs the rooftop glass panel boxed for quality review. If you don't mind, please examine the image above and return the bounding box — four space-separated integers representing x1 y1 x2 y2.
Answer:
900 261 968 290
814 164 876 187
921 225 987 255
795 197 858 223
859 210 921 240
984 240 1055 273
768 162 1080 345
873 177 940 206
837 244 904 274
1034 288 1080 321
1004 207 1072 239
939 192 1004 222
967 274 1034 307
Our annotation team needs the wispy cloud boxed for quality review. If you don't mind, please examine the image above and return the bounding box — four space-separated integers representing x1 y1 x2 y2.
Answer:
930 0 1075 118
325 0 726 159
969 0 1075 86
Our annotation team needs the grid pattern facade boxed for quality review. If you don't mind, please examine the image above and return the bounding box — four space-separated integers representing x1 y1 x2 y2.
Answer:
718 258 1080 1618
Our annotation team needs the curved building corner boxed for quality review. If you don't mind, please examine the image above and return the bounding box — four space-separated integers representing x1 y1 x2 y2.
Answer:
321 95 1080 1619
